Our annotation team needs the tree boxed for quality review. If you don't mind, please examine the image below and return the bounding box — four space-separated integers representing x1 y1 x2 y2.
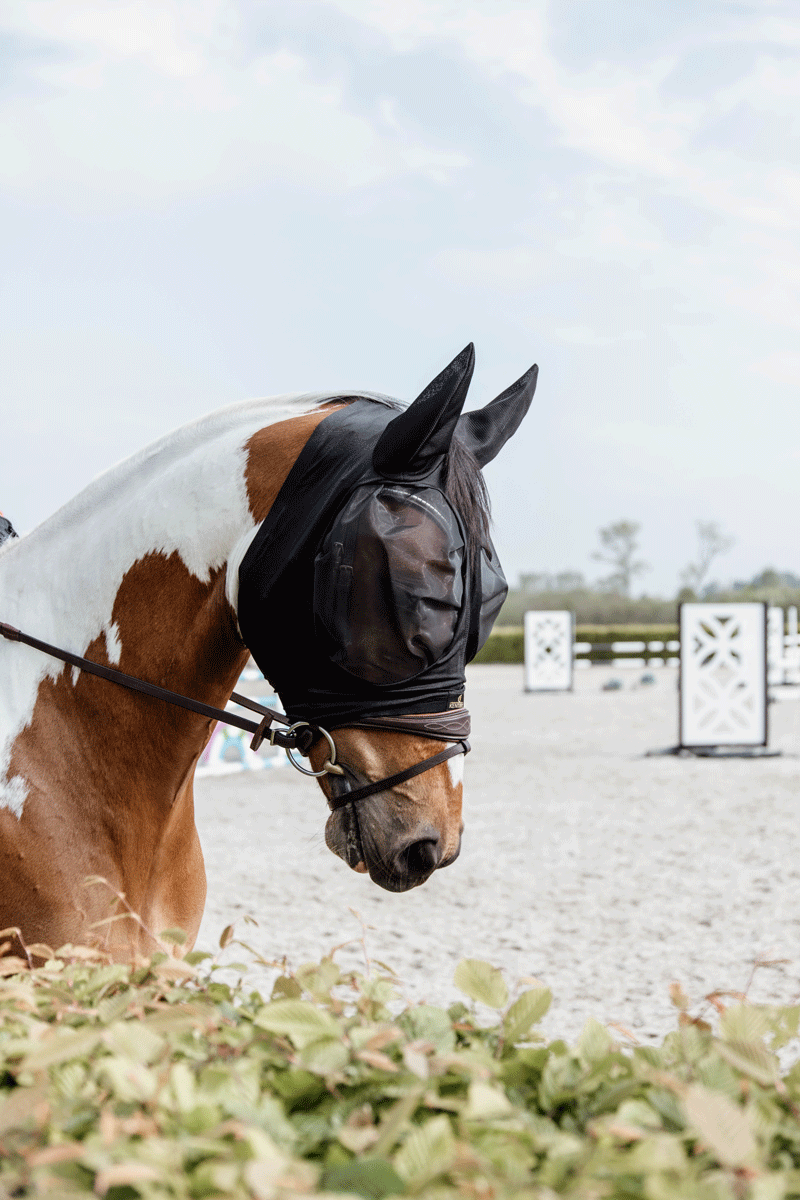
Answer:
592 520 649 596
679 521 735 598
518 571 586 593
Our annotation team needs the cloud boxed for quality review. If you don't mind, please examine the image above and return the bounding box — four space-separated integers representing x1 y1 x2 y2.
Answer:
326 0 800 334
753 351 800 387
0 0 470 205
554 325 644 348
432 245 562 292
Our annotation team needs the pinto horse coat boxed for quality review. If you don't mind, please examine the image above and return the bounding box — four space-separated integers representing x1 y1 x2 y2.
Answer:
0 355 535 958
0 395 466 954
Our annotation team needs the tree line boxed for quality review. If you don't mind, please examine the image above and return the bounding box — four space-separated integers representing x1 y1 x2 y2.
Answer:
503 520 800 626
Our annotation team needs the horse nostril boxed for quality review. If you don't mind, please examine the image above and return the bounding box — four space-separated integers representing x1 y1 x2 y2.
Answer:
401 836 441 878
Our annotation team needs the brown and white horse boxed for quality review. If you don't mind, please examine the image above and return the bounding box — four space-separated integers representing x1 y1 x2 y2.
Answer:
0 394 473 958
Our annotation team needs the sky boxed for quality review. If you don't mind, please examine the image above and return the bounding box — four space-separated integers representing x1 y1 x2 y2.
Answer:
1 0 799 596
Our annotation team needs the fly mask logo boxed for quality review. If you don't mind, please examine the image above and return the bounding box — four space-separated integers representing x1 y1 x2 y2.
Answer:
237 344 538 728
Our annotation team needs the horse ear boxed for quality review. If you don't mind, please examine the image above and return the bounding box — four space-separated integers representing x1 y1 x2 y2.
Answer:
373 344 475 477
457 363 537 467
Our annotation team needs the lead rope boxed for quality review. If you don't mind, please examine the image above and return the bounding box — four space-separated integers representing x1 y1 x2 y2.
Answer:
0 621 469 798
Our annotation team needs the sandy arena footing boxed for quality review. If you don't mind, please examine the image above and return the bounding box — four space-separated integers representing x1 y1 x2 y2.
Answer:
195 663 800 1043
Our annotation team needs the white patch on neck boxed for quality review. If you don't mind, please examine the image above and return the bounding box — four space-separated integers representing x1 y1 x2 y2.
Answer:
0 390 381 817
105 621 122 665
225 524 259 632
0 775 29 820
447 752 465 789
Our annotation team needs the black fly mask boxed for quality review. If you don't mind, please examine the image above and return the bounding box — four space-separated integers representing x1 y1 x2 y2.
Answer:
237 345 537 729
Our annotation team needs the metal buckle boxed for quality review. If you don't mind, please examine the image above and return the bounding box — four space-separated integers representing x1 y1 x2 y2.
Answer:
284 722 344 777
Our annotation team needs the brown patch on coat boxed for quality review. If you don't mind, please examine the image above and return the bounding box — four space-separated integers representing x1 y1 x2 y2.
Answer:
1 406 345 957
244 405 344 521
0 552 245 957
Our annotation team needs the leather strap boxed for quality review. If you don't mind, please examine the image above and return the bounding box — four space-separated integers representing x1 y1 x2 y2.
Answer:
0 621 297 747
327 739 469 809
0 620 471 801
337 709 471 741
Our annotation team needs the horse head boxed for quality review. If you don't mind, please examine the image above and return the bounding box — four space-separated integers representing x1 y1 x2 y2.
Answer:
237 345 537 893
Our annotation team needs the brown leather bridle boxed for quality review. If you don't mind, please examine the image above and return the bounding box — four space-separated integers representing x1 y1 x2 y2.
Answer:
0 621 470 806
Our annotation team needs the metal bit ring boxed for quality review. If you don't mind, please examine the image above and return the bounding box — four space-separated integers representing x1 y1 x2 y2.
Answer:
285 723 343 777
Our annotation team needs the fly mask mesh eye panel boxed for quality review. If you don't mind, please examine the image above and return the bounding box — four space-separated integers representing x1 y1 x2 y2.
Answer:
237 399 507 728
314 484 465 686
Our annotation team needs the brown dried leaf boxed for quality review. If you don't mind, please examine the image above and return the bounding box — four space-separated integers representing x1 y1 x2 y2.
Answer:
94 1162 160 1194
357 1049 399 1073
152 957 197 982
365 1026 403 1051
25 944 56 961
606 1123 645 1142
669 981 690 1011
0 956 30 976
54 944 110 961
26 1143 84 1166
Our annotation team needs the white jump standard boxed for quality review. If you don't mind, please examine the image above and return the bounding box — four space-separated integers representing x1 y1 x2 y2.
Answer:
523 610 573 692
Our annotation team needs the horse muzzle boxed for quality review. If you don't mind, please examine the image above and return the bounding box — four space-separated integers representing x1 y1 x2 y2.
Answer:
323 760 462 892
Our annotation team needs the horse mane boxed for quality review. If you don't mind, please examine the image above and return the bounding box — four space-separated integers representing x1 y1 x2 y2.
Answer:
332 393 491 556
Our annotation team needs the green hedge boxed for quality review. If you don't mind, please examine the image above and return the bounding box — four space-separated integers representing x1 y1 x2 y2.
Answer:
2 941 800 1198
474 625 680 665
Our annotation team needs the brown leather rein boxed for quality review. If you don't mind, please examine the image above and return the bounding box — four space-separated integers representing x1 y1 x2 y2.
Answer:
0 621 469 808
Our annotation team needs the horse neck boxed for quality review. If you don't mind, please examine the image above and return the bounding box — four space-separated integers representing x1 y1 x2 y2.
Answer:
0 395 324 802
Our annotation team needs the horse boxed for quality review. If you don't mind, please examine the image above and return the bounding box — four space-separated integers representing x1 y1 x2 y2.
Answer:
0 346 536 959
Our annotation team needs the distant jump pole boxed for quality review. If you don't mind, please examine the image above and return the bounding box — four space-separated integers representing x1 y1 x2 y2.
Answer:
523 610 574 692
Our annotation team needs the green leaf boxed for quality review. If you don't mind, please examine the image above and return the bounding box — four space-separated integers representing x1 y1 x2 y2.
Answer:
21 1027 104 1072
105 1021 164 1064
463 1081 514 1121
98 1056 159 1103
683 1083 758 1169
577 1017 614 1064
253 999 340 1048
272 975 302 1001
322 1158 406 1198
503 988 551 1044
453 959 509 1009
394 1114 455 1186
159 927 188 946
184 949 212 966
97 989 135 1024
399 1004 455 1052
300 1036 350 1075
719 1003 772 1044
168 1061 197 1112
715 1038 778 1087
295 957 341 998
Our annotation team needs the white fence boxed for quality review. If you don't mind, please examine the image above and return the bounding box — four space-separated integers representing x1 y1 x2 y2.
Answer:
768 605 800 686
573 639 680 669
